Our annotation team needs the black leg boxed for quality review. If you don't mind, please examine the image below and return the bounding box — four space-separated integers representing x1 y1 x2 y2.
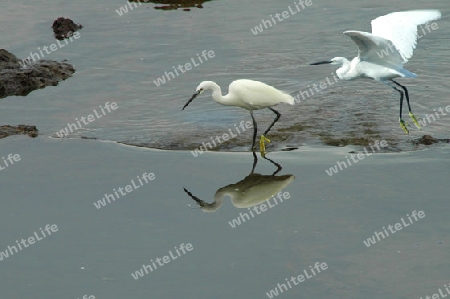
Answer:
390 83 410 133
263 108 281 136
391 85 404 120
261 155 282 176
251 150 258 174
384 79 419 133
251 149 281 175
250 111 258 151
391 79 412 112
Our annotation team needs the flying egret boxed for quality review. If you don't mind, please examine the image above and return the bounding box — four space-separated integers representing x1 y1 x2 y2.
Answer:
310 9 442 134
182 79 295 156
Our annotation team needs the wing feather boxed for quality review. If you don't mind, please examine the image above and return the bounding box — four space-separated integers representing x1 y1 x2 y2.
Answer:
371 10 441 62
229 80 294 109
343 30 404 68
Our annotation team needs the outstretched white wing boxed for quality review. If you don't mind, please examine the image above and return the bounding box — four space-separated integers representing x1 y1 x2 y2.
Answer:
343 30 404 68
371 10 441 62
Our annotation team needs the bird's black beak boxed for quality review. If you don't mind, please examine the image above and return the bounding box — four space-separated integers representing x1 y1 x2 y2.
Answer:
182 90 202 110
310 60 332 65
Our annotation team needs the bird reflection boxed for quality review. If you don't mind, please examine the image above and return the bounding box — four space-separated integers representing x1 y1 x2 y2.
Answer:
183 151 295 212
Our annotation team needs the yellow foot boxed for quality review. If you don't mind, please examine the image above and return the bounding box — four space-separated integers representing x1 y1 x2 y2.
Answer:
399 118 409 135
409 112 422 130
260 135 271 157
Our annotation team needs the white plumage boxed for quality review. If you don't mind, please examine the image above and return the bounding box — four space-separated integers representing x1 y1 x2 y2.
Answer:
182 79 294 156
311 10 442 134
371 10 442 62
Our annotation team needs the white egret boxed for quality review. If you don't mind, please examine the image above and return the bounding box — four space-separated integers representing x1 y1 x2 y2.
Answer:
311 9 442 134
182 79 294 156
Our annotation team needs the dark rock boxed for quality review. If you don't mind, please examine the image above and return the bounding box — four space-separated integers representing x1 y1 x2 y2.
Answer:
129 0 211 11
0 50 21 68
0 49 75 98
417 135 438 145
414 135 450 145
52 17 83 40
0 125 38 139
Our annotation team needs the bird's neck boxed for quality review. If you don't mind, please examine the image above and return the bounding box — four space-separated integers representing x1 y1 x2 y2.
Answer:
200 191 226 212
211 87 224 104
336 58 354 80
210 85 235 107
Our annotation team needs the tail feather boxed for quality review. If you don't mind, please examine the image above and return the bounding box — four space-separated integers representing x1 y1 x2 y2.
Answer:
281 92 295 105
397 67 417 78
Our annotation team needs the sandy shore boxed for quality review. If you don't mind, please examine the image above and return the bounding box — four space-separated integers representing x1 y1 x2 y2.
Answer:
0 136 449 298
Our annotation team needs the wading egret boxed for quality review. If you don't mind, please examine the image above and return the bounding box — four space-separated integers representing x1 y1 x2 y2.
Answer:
311 9 442 134
182 79 294 156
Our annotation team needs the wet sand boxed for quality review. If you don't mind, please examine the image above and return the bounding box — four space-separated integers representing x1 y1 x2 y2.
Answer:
1 136 449 298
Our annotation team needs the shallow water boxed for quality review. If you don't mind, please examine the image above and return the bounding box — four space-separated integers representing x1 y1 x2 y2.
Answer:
0 0 449 152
